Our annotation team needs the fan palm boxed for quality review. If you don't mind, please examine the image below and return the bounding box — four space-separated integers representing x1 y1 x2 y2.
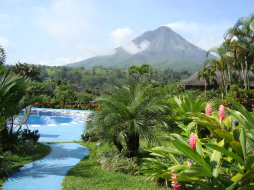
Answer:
127 63 153 83
86 83 170 157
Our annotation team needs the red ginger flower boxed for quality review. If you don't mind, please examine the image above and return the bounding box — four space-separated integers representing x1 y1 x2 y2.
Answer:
205 104 212 115
188 133 197 151
218 105 225 124
171 171 181 190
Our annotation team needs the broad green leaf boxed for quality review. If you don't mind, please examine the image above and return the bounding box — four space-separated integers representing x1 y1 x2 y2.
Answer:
226 106 254 136
171 133 188 145
217 177 234 188
241 166 254 181
167 165 189 171
210 140 224 177
196 186 211 190
245 154 254 170
170 177 208 186
194 120 220 132
149 153 165 158
137 168 167 174
224 116 232 131
230 141 244 159
225 98 254 126
142 158 169 168
187 122 196 132
180 167 212 177
226 173 243 190
168 153 180 165
204 144 245 165
196 136 204 157
214 129 235 142
151 147 186 157
172 140 211 171
239 128 246 160
178 124 188 132
247 136 254 149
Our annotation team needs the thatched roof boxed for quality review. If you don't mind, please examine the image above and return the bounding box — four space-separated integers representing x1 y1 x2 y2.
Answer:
180 71 254 87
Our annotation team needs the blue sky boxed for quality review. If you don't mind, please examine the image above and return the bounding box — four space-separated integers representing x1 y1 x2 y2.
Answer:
1 0 254 66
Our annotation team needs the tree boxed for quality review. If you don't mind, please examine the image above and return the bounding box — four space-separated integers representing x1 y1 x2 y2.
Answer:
0 45 6 66
86 83 170 157
127 63 153 83
11 62 41 81
225 12 254 89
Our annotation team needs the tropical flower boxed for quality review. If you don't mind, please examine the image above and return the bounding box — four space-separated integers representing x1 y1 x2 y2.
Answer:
187 162 192 167
205 104 212 115
171 172 181 190
218 105 225 124
188 133 197 151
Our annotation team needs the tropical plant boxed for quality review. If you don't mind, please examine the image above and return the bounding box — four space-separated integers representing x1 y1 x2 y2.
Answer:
139 99 254 189
85 83 170 157
225 12 254 90
127 63 153 83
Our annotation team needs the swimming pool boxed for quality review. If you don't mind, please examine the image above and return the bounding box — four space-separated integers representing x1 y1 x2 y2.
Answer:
17 108 91 127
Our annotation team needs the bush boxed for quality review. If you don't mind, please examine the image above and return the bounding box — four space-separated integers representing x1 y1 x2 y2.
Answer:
20 129 40 142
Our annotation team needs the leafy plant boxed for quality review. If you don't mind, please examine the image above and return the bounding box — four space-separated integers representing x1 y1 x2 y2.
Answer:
140 99 254 189
21 129 40 142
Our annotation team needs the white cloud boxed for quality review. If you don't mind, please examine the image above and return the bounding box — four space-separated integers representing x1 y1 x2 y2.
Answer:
109 27 150 54
163 21 233 51
34 0 96 40
0 37 16 51
39 42 115 66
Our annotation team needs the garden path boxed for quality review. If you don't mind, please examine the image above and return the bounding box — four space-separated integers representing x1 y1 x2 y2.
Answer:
2 143 89 190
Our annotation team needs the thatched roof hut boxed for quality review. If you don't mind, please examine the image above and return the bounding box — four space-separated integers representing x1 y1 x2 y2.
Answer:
180 71 254 90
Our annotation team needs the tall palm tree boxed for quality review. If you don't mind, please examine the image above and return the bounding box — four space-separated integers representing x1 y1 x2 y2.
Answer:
86 83 170 157
206 43 233 90
225 13 254 89
198 59 217 86
127 63 153 83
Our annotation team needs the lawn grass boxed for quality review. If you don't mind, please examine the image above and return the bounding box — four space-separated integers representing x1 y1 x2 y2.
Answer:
62 142 171 190
0 142 51 186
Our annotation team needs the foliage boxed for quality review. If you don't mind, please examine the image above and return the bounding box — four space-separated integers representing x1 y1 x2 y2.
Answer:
222 85 254 111
139 98 254 189
20 129 40 142
61 142 166 190
86 83 171 157
0 143 51 186
127 63 153 83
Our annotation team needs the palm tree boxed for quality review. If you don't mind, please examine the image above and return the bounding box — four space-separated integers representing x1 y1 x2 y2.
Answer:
198 59 217 86
225 13 254 89
127 63 153 83
86 83 170 157
11 62 41 81
206 44 233 90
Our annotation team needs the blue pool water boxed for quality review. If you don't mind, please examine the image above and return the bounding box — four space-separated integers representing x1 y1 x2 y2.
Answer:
17 109 86 125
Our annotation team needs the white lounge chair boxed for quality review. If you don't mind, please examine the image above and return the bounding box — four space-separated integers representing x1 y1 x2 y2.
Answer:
12 105 32 128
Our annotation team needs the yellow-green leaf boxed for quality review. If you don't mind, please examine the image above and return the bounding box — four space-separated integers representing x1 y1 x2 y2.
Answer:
172 140 210 171
230 141 244 159
214 129 235 143
204 144 245 165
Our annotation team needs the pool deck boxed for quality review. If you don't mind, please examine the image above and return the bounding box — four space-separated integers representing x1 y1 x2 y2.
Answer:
2 108 92 190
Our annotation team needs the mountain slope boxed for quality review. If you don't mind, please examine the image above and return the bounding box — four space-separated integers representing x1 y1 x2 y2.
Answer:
66 26 215 71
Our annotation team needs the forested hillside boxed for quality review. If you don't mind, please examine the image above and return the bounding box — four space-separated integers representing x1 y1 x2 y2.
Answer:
35 64 192 90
